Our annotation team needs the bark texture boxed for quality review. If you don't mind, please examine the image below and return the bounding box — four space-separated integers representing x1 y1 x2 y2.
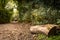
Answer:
30 24 60 36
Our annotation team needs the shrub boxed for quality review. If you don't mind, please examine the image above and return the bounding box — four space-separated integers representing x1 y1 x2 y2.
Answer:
0 9 12 23
37 34 60 40
18 0 60 25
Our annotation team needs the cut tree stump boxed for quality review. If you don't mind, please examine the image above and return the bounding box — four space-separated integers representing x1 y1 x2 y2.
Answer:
30 24 60 36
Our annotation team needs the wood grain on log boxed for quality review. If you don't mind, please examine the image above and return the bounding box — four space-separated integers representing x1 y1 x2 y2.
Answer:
30 24 60 36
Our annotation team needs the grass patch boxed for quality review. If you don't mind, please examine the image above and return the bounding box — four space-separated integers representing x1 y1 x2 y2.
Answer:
37 33 60 40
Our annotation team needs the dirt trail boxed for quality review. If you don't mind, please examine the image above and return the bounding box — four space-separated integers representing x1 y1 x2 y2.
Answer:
0 23 36 40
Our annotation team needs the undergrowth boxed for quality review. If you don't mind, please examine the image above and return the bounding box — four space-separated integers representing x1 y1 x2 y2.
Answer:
37 33 60 40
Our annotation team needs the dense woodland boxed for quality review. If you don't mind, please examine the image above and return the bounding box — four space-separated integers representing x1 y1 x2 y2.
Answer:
0 0 60 40
0 0 60 24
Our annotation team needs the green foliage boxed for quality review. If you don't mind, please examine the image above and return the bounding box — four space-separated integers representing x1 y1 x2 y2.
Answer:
0 0 9 9
37 34 60 40
0 9 12 23
37 34 47 40
18 0 60 25
0 0 60 24
47 36 60 40
18 2 32 22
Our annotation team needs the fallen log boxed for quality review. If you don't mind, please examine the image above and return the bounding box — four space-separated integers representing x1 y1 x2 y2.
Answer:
30 24 60 36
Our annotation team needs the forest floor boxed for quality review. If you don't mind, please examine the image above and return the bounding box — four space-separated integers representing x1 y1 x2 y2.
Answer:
0 23 38 40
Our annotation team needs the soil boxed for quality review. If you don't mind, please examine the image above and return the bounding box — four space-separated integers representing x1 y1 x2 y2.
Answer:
0 23 37 40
